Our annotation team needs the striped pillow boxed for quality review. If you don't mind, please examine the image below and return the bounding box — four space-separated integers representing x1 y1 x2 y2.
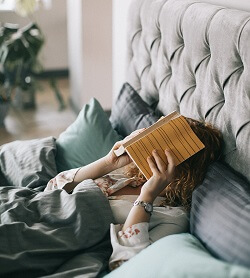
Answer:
190 162 250 268
0 137 57 190
110 83 160 137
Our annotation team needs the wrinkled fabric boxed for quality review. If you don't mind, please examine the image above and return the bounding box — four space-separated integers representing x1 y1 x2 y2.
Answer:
0 180 114 277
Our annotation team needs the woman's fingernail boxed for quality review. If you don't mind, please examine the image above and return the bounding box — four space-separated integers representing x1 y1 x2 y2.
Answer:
153 149 157 154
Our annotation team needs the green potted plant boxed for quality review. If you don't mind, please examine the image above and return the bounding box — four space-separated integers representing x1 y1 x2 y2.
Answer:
0 22 44 110
0 1 65 126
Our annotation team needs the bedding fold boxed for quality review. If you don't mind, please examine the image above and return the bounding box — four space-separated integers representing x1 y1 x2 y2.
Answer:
0 180 114 277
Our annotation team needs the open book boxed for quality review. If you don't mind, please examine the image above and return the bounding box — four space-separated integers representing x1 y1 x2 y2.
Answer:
114 111 205 180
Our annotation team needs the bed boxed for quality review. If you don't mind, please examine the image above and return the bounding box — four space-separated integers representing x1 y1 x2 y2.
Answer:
0 0 250 277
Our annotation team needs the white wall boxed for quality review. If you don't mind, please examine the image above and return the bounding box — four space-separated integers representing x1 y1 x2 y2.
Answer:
112 0 132 101
82 0 112 110
67 0 84 107
0 0 68 70
67 0 112 110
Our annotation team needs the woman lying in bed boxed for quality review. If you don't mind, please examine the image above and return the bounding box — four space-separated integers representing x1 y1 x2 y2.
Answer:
45 118 222 270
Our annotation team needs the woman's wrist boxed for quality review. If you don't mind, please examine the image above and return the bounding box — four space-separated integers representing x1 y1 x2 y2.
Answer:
137 191 156 203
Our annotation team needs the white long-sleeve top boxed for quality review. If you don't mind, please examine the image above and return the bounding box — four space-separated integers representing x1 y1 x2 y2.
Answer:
44 168 189 270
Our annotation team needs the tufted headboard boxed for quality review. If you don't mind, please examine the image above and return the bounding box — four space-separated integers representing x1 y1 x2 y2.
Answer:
125 0 250 183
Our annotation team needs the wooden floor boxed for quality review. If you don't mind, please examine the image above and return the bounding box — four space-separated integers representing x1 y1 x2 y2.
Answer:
0 78 77 146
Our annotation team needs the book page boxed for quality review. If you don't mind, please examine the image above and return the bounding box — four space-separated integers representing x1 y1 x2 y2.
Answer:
126 115 205 180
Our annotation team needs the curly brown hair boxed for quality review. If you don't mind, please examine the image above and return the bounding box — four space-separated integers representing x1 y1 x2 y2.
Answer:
165 118 222 210
124 118 223 210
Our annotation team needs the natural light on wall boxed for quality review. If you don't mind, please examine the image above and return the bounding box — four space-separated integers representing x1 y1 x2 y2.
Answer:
0 0 52 15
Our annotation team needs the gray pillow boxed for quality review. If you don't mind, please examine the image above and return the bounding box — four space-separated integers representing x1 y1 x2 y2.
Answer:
110 83 161 137
190 162 250 268
0 137 57 190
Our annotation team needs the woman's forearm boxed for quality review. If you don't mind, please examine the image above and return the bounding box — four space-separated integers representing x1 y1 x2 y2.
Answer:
60 130 146 193
73 157 116 185
122 150 175 232
122 206 151 231
122 192 154 231
62 156 116 193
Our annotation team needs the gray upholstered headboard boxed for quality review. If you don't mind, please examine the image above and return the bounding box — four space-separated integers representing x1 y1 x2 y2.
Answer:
125 0 250 183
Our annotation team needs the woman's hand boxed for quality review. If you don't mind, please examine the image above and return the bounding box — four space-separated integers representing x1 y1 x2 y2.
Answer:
121 149 175 231
105 129 145 170
139 149 175 202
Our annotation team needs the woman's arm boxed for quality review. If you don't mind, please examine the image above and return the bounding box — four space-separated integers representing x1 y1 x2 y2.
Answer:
63 129 145 192
108 149 176 269
122 149 175 231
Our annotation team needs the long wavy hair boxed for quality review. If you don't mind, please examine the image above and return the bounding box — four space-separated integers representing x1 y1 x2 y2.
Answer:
125 118 223 210
165 118 223 209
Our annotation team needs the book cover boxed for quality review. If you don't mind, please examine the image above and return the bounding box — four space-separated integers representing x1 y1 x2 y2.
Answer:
114 111 205 180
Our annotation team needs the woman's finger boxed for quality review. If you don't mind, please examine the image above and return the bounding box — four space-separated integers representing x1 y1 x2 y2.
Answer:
152 150 167 173
112 140 123 151
165 149 175 175
147 156 158 175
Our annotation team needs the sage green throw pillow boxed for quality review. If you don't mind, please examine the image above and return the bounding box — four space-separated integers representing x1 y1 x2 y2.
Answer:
105 233 250 278
56 98 122 172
